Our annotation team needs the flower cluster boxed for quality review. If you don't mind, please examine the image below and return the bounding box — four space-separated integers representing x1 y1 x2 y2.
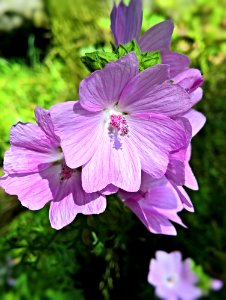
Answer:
0 0 205 234
148 251 223 300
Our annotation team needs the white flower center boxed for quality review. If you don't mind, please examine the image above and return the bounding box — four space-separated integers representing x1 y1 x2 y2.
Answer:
164 274 178 288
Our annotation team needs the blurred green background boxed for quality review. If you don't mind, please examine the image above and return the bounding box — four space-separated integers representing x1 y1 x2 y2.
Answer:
0 0 226 299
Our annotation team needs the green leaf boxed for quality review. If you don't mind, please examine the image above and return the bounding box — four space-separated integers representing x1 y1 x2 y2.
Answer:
139 51 161 71
81 51 117 72
115 39 141 59
81 40 161 73
189 259 212 295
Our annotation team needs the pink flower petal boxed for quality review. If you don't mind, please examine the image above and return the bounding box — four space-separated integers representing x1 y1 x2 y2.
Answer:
82 130 141 193
0 169 56 210
162 51 191 77
101 184 119 195
128 114 187 178
119 75 191 116
191 87 203 106
50 101 104 169
49 172 106 230
139 20 174 52
182 109 206 137
10 121 55 152
172 69 203 94
34 106 59 146
4 146 62 174
79 53 139 112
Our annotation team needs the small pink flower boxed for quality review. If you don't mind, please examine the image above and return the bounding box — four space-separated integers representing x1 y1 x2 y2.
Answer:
148 251 202 300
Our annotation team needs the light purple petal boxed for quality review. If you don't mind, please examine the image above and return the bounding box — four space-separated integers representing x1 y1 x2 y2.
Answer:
173 184 194 212
101 184 119 195
172 69 204 95
182 259 198 284
34 106 59 146
125 199 178 235
10 121 56 152
176 281 202 300
4 146 62 174
155 285 178 300
50 101 104 169
82 130 141 193
139 20 174 52
185 163 198 190
79 53 139 112
49 171 106 230
182 109 206 137
110 0 142 46
166 147 187 186
0 168 56 210
190 87 203 106
119 75 191 116
128 114 187 178
148 259 165 286
162 51 190 77
156 251 183 272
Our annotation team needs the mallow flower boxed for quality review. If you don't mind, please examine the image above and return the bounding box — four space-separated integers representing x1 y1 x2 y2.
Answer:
148 251 223 299
50 53 192 193
0 107 106 230
111 0 190 77
148 251 202 300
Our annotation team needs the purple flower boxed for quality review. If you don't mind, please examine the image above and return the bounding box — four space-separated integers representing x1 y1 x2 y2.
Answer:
148 251 202 300
119 172 186 235
50 53 192 193
110 0 190 77
0 107 106 230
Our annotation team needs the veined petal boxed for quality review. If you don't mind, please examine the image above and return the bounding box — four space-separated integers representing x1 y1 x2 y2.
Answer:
126 199 178 235
172 68 204 94
10 122 56 152
0 168 57 210
34 106 59 147
139 20 174 52
49 172 106 230
82 130 141 193
4 146 62 174
128 114 187 178
79 53 139 112
182 109 206 137
173 183 194 212
111 0 142 46
118 64 170 110
50 101 104 169
119 78 191 116
162 51 190 77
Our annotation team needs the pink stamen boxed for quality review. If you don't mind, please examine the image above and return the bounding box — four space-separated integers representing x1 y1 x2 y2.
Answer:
109 114 129 136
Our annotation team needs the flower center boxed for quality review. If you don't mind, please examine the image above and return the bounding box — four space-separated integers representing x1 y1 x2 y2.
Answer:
60 163 74 181
164 274 178 288
109 114 129 136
